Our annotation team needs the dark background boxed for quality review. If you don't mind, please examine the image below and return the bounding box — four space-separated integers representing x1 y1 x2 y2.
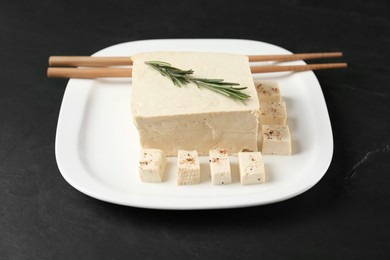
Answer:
1 0 389 259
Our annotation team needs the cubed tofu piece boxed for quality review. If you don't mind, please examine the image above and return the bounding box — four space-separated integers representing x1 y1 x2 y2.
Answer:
177 150 201 185
209 149 231 185
260 101 287 126
238 152 265 185
254 81 281 103
139 149 166 182
131 52 260 156
261 125 292 155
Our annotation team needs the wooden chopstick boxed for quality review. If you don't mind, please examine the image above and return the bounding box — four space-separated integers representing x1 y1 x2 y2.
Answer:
47 67 133 78
47 63 347 79
250 63 347 73
248 52 343 62
48 52 343 67
48 56 133 67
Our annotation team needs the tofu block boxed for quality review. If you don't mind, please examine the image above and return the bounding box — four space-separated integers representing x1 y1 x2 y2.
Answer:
262 125 292 155
209 149 231 185
254 81 281 103
177 150 201 185
238 152 265 185
139 149 166 182
260 101 287 126
131 52 260 156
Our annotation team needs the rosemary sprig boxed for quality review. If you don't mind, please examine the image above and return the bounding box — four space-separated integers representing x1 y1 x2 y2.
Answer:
145 61 251 103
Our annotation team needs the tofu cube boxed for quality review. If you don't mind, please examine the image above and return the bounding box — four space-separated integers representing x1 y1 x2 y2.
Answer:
177 150 201 185
139 149 166 182
238 152 265 185
260 101 287 126
261 125 292 155
255 81 281 103
209 149 231 185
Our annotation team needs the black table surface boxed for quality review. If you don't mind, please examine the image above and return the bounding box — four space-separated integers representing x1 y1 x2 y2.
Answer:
1 0 389 259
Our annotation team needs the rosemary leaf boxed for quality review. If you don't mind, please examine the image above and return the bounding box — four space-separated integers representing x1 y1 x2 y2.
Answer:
145 61 250 103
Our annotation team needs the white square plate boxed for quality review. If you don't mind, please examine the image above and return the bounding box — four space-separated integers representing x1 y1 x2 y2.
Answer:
55 39 333 209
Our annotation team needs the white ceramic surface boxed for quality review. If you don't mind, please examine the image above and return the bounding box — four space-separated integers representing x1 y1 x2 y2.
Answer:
55 39 333 209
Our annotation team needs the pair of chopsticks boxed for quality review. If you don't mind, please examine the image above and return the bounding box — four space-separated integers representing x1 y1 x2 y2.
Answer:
47 52 347 79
